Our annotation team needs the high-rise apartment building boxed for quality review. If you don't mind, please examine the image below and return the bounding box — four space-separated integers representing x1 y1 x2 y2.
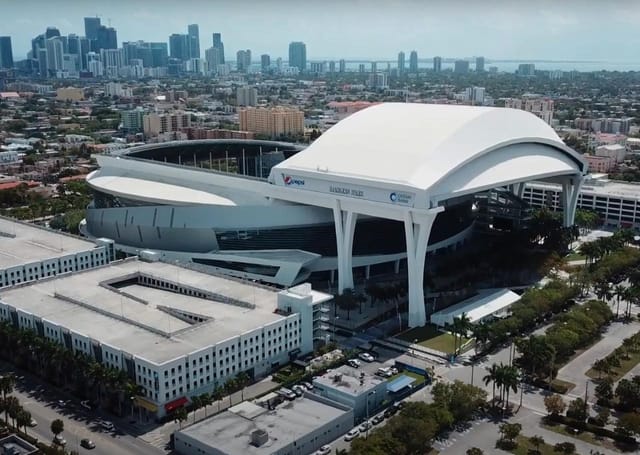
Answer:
409 50 418 73
397 51 405 75
518 63 536 76
45 37 64 73
205 47 223 74
187 24 200 59
236 50 251 72
96 26 117 51
45 27 61 39
239 107 304 138
261 54 270 71
288 41 306 72
212 33 225 63
0 37 13 69
84 17 101 41
504 97 554 125
329 61 336 73
143 111 191 137
433 56 442 72
169 34 189 61
339 59 346 73
371 62 377 73
121 108 146 133
454 60 469 73
236 86 258 106
476 56 485 72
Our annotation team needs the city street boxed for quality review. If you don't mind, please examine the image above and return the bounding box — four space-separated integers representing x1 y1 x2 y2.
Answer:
1 363 164 455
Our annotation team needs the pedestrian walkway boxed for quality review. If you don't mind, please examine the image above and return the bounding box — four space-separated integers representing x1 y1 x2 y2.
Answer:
557 320 640 396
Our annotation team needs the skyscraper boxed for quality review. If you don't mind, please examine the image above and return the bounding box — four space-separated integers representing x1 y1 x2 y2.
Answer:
45 37 64 73
45 27 61 39
212 33 225 63
236 50 251 72
397 51 405 75
96 26 117 50
187 24 200 59
0 37 13 69
476 56 485 72
150 43 168 67
329 61 336 73
288 42 306 72
205 46 222 74
261 54 270 71
433 56 442 72
454 60 469 73
409 50 418 73
84 17 101 41
169 34 189 61
339 59 346 73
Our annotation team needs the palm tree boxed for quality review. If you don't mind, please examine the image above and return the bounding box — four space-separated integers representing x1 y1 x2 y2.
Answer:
224 379 237 407
614 284 626 318
501 364 520 414
190 395 202 423
199 393 212 417
235 371 251 401
173 407 188 429
483 363 500 405
3 396 19 426
592 359 612 379
16 409 31 435
529 435 545 454
211 386 224 413
452 313 472 356
0 374 16 401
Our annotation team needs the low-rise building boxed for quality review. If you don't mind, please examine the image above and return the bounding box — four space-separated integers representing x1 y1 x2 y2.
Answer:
56 87 84 102
0 434 38 455
0 259 331 419
312 365 387 422
174 395 353 455
0 217 113 287
595 144 626 163
584 154 615 173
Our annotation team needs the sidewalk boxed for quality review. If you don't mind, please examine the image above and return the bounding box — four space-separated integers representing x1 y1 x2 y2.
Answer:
557 319 640 397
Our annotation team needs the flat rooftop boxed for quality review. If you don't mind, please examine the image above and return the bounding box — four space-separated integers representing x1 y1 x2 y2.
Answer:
529 178 640 200
0 217 97 269
0 259 283 364
313 365 385 397
177 397 350 455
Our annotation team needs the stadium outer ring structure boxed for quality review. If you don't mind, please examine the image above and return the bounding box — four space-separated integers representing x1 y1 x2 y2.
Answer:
86 103 587 328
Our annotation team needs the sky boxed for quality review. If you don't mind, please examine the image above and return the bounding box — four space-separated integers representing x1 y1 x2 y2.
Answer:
2 0 640 62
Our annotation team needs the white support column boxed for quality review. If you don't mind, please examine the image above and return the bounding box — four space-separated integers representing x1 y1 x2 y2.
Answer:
333 201 358 293
404 208 441 328
561 175 583 227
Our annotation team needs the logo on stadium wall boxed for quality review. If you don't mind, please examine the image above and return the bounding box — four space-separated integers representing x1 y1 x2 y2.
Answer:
389 191 413 204
283 175 305 186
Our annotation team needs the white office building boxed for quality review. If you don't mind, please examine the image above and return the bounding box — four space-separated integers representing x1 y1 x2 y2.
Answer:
0 217 113 287
0 258 331 419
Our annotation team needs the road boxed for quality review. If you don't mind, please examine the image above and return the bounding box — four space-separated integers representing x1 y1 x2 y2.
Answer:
1 364 164 455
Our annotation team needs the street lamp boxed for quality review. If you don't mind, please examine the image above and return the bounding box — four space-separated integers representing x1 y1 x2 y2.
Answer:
365 391 376 439
333 316 340 343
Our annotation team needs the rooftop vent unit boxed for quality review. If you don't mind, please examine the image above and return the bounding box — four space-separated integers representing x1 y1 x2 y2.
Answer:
250 429 268 447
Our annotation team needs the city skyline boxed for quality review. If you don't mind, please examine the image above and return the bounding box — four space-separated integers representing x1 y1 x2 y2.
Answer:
3 0 640 62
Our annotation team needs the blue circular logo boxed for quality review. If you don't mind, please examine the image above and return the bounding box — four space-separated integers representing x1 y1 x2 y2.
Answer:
390 192 398 202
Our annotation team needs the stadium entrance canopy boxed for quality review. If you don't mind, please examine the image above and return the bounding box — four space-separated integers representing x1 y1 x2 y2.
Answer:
261 103 588 328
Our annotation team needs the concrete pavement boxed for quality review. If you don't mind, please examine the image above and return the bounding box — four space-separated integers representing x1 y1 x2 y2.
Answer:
557 320 640 400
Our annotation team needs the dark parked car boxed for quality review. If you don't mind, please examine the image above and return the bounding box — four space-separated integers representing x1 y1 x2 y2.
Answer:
80 439 96 449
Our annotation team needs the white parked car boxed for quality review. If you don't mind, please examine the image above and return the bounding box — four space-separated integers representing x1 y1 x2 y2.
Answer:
358 420 372 432
344 428 360 441
358 352 374 363
348 359 361 368
314 445 332 455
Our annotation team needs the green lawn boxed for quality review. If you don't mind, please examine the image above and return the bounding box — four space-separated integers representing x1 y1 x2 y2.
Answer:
508 435 560 455
586 350 640 382
396 324 470 355
565 252 586 262
541 421 616 452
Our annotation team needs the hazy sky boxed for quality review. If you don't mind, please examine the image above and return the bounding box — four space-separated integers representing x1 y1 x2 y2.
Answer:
3 0 640 62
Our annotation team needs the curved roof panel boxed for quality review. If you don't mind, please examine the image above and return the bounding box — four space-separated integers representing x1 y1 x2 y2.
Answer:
273 103 586 203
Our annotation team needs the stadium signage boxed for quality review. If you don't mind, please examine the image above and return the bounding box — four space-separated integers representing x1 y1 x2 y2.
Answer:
389 191 413 204
283 175 305 186
329 185 365 197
